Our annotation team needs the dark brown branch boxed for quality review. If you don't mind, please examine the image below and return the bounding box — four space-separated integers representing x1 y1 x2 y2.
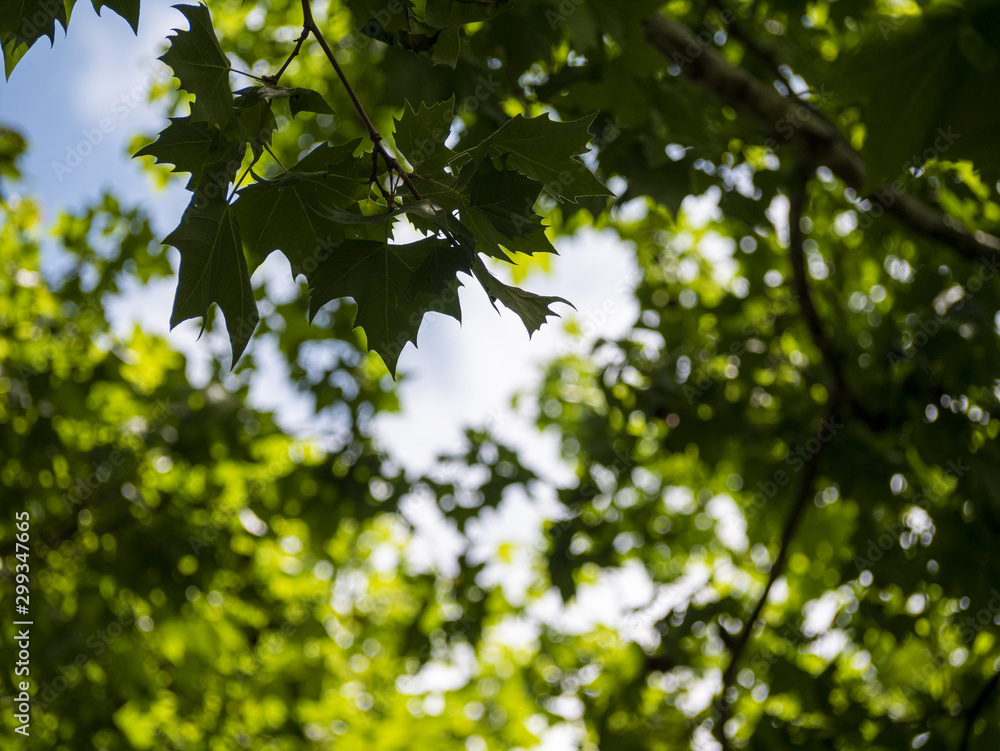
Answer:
714 445 822 747
786 161 887 431
959 670 1000 751
640 13 1000 263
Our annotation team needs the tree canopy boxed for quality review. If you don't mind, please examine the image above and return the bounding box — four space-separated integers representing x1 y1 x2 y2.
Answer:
3 0 1000 750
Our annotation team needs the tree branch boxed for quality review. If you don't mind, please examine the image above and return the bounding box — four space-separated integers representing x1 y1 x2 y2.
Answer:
958 670 1000 751
786 159 887 431
298 0 423 201
640 13 1000 263
713 445 822 747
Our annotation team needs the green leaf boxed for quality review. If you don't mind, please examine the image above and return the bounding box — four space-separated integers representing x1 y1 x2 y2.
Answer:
320 198 448 226
232 85 334 117
160 3 235 128
92 0 140 33
423 0 509 28
471 256 571 335
393 97 456 174
308 237 470 375
0 0 71 46
1 0 73 78
232 141 370 274
346 0 412 36
431 27 460 67
134 118 240 189
164 191 259 365
289 88 334 117
461 161 552 259
466 113 611 202
228 99 276 162
834 12 1000 190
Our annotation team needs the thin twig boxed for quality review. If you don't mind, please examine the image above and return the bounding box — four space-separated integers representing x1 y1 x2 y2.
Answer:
263 27 310 85
298 0 423 201
714 444 823 750
229 163 254 199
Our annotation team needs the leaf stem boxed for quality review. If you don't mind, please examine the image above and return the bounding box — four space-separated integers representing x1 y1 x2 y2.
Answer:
263 143 288 173
230 163 254 200
232 69 267 82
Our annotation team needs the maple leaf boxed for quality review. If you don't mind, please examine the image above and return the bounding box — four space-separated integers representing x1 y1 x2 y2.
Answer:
1 0 72 78
134 117 241 189
466 113 610 202
165 189 259 365
308 237 471 375
160 4 235 128
233 85 334 118
460 161 554 259
227 99 276 162
471 256 571 336
93 0 141 33
232 141 370 275
393 97 456 174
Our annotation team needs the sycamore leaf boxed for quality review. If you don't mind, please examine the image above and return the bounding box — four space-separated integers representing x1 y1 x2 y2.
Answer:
228 99 276 161
92 0 140 33
471 256 571 335
289 88 334 117
308 237 470 375
161 4 235 128
393 97 456 174
320 198 448 226
165 191 259 364
423 0 510 28
232 140 370 274
466 113 610 202
134 117 241 189
461 161 552 259
1 0 72 78
431 27 460 67
233 85 334 117
346 0 412 36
